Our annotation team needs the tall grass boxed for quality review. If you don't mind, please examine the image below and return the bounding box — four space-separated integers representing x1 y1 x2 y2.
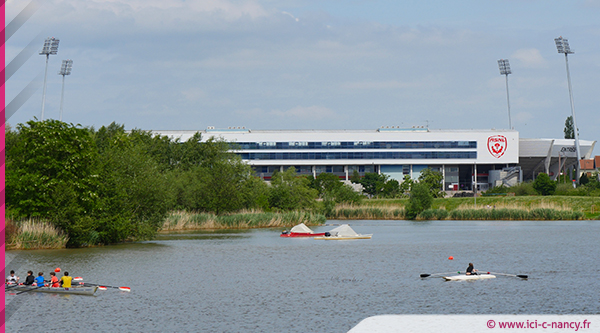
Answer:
329 204 405 220
161 210 326 231
8 219 69 250
449 208 584 220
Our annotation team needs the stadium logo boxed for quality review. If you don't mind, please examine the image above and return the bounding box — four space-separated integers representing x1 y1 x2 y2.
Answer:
488 135 507 158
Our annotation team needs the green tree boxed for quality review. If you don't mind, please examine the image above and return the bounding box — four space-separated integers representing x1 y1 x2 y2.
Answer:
349 170 361 184
359 172 387 197
405 182 433 220
6 120 101 246
381 179 400 198
564 116 574 139
269 167 318 211
532 173 557 196
399 175 414 197
418 168 445 198
311 173 343 197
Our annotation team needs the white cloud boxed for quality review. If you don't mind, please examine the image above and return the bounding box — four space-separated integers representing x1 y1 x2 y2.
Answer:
511 48 547 68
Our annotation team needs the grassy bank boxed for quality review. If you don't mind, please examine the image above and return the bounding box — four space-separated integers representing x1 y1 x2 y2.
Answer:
341 196 600 219
161 210 326 231
329 195 597 220
6 219 69 250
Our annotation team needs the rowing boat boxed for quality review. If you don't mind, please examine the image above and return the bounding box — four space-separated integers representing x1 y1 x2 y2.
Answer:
8 285 98 296
443 274 496 281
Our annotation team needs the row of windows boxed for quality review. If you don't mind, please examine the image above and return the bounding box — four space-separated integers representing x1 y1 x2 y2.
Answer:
239 151 477 160
233 141 476 150
253 165 376 174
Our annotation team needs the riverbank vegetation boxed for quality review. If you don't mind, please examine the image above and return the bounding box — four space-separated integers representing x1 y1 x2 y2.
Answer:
6 120 348 248
161 210 326 231
6 120 598 248
5 218 69 250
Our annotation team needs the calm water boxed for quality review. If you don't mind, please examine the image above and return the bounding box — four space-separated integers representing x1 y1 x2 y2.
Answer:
5 220 600 332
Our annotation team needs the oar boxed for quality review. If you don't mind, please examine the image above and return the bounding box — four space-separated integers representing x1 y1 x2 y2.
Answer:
420 272 458 278
487 271 528 279
77 282 131 292
5 283 22 290
16 283 48 295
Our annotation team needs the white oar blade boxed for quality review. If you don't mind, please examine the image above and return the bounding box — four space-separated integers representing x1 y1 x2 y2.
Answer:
118 287 131 292
98 286 108 291
73 277 83 281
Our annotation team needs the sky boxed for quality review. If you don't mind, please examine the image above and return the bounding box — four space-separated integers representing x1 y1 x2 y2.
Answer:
5 0 600 144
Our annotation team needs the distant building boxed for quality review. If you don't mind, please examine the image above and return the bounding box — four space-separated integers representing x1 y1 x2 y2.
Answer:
151 127 596 192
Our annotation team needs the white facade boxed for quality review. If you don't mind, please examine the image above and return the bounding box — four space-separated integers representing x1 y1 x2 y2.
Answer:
151 127 595 188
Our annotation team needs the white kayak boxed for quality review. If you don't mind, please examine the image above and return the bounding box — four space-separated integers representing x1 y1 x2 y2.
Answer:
443 274 496 281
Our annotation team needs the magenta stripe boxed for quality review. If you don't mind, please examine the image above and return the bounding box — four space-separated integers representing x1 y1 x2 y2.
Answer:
1 0 6 330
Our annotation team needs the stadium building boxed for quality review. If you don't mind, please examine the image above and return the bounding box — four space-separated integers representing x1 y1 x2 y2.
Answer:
153 127 596 192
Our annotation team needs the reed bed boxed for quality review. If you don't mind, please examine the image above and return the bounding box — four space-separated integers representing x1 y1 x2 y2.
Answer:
8 219 69 250
161 210 326 231
454 201 572 211
448 208 584 221
329 205 405 220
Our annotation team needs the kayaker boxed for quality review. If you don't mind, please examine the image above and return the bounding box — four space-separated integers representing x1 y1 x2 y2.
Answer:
60 272 73 288
466 263 478 275
34 272 46 287
49 272 60 288
23 271 35 285
5 270 19 284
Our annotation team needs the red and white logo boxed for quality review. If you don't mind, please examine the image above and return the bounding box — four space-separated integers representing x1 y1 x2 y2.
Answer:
487 135 507 158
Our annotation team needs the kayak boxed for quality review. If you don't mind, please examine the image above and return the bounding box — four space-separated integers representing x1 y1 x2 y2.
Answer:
443 274 496 281
7 285 98 296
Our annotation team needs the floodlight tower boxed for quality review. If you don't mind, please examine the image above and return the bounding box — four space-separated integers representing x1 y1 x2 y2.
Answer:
497 59 512 129
58 59 73 121
40 37 60 120
555 36 582 183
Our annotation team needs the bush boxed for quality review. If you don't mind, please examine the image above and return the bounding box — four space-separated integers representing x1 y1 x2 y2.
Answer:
510 182 537 196
533 173 557 196
405 183 433 220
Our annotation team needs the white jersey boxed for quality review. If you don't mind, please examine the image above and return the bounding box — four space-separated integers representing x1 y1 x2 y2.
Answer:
6 275 19 283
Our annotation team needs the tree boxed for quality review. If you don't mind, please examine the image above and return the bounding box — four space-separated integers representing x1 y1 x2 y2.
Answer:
399 175 414 197
564 116 574 139
418 168 445 198
359 172 388 197
6 120 101 246
381 179 400 198
405 182 433 220
532 173 557 196
269 167 318 211
349 170 361 184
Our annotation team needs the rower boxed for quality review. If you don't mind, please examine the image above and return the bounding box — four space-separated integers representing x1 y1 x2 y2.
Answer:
49 272 60 288
60 272 72 288
34 272 45 287
5 270 19 284
466 263 478 275
23 271 35 285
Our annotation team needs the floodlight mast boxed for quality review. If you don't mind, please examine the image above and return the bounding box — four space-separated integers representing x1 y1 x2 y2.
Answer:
40 37 60 120
497 59 512 129
555 36 582 183
58 59 73 121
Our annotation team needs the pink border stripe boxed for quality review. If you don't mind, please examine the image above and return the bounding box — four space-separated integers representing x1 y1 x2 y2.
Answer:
1 0 6 331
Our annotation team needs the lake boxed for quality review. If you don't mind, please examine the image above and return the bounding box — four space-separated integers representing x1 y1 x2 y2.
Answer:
5 220 600 332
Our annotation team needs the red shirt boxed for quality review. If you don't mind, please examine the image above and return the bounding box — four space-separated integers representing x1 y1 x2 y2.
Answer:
50 276 59 288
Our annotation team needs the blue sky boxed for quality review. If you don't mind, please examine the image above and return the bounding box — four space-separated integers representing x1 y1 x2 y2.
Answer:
5 0 600 144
